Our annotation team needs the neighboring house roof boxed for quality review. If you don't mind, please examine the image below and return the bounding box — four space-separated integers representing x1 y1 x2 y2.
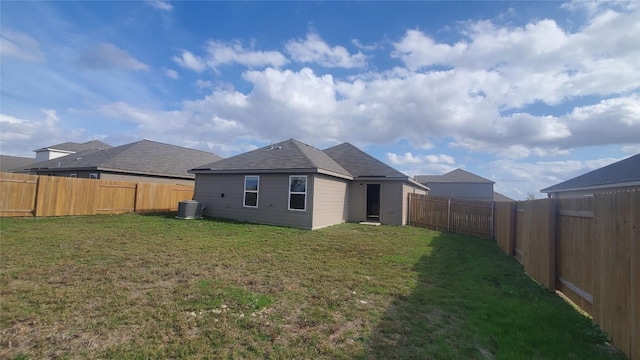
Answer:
0 155 35 172
34 140 112 153
192 139 352 179
24 139 222 178
415 168 495 184
541 153 640 193
494 191 515 202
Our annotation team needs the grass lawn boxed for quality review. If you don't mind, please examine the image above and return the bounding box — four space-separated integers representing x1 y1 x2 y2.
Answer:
0 214 624 359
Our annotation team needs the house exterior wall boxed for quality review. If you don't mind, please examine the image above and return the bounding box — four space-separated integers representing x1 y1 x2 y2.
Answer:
35 150 72 162
30 170 194 185
32 170 97 178
311 174 349 229
194 173 314 229
402 183 428 225
347 180 419 226
424 182 493 201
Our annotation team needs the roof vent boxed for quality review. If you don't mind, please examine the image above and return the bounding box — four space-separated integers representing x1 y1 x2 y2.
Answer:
176 200 203 219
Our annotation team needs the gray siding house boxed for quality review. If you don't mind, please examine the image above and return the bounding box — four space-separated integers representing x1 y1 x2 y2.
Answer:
20 140 222 185
541 153 640 198
415 168 495 201
191 139 428 229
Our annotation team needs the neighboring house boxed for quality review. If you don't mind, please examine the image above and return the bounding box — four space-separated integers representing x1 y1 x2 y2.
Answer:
190 139 428 229
493 191 515 202
415 168 495 201
33 140 112 162
20 139 223 185
541 153 640 198
0 155 35 173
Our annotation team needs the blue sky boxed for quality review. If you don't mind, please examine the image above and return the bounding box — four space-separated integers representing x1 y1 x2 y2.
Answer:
1 1 639 200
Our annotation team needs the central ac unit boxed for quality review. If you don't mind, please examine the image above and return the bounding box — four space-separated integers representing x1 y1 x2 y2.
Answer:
176 200 203 219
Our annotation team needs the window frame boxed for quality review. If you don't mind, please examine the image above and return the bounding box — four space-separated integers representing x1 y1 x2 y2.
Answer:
90 173 98 179
69 173 77 178
288 175 307 211
243 175 260 208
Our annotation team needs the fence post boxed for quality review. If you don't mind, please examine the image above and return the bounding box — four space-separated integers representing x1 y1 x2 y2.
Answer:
407 193 412 226
631 191 639 360
33 175 46 217
549 198 557 291
491 201 496 240
447 198 451 232
510 202 517 256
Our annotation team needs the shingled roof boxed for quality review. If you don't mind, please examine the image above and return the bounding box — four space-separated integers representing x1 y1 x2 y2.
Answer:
0 155 35 172
192 139 352 179
192 139 428 190
25 139 222 178
541 153 640 193
415 168 495 184
323 142 407 178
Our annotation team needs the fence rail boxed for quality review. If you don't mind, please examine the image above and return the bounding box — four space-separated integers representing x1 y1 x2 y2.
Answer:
0 172 194 217
409 192 638 360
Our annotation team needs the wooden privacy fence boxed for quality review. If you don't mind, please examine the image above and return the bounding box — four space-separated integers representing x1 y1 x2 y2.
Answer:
0 172 194 217
493 193 638 360
409 192 638 359
408 194 494 239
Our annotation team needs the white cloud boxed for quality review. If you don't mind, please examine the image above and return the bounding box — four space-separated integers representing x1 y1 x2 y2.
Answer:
165 69 179 79
76 43 148 71
391 8 640 109
205 40 288 69
286 33 367 68
0 110 84 156
0 30 44 62
563 95 640 147
391 29 467 71
351 39 382 51
622 144 640 154
387 152 459 179
155 6 636 155
387 152 422 165
424 154 455 164
172 51 206 72
494 113 571 142
487 156 622 199
148 1 173 12
195 79 213 90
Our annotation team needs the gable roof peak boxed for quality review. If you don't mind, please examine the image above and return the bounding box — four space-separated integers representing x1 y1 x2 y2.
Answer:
193 138 351 178
416 168 495 184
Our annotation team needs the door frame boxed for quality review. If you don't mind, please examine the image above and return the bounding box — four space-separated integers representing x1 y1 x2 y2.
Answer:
366 183 381 222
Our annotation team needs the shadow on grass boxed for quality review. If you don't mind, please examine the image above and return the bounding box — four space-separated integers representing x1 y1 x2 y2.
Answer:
138 212 248 225
363 231 623 360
